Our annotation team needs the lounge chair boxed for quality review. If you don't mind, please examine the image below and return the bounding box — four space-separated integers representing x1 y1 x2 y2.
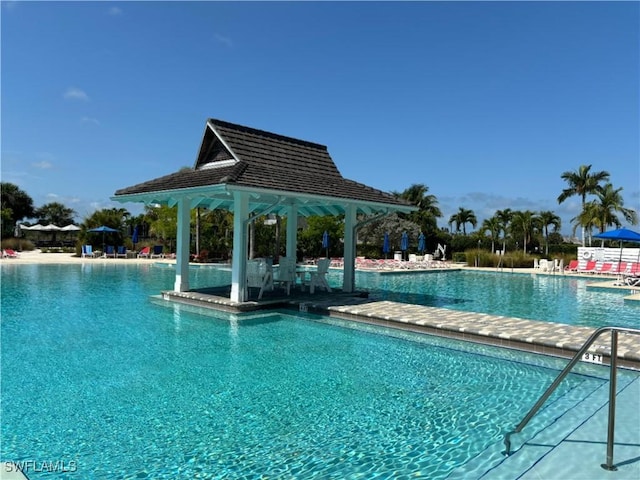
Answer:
564 260 579 272
137 246 151 258
2 249 19 258
629 263 640 276
81 245 97 258
103 245 116 258
308 258 332 294
274 256 296 295
116 246 127 258
580 260 597 273
150 245 165 259
611 262 628 274
596 262 613 275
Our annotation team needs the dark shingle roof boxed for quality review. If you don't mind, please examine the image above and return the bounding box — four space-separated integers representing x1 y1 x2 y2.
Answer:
114 118 410 209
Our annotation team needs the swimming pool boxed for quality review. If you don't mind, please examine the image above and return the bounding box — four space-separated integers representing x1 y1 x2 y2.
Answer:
0 264 633 478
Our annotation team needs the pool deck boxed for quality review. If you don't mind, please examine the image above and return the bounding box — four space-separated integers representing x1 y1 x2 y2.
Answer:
162 269 640 370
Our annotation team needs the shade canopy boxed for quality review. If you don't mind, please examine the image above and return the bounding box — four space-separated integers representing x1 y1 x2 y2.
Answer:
594 228 640 243
60 224 81 231
41 224 62 231
89 226 119 233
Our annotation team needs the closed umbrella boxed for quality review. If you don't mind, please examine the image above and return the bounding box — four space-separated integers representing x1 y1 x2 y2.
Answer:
382 232 390 259
322 230 329 258
89 225 119 252
418 232 425 254
132 225 139 248
400 231 409 261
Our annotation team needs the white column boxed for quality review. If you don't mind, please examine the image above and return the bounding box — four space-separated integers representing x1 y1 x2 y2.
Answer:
342 204 357 293
174 197 191 292
285 203 298 259
230 191 249 302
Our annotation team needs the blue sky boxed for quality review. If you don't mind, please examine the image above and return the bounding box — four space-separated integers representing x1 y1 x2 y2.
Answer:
2 1 638 235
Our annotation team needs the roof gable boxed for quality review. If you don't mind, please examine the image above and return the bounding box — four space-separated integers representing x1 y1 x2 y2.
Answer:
113 118 414 216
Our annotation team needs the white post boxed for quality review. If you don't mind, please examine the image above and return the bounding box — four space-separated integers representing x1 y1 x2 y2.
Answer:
343 204 357 293
230 191 249 302
174 197 191 292
285 203 298 259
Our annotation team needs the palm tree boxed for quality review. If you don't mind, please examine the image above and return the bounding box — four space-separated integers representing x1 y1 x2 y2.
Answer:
591 183 638 233
481 217 501 253
396 184 442 232
538 210 561 256
511 210 537 253
448 207 477 235
557 164 610 245
495 208 513 252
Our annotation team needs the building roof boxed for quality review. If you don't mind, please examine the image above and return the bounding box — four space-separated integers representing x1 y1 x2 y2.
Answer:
113 118 414 217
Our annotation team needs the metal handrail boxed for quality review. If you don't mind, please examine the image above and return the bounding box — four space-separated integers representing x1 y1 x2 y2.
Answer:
503 326 640 471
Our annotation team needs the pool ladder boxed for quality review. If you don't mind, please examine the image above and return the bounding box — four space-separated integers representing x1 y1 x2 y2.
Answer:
503 326 640 471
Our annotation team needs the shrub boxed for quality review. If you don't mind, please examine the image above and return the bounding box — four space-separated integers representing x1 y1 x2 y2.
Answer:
0 238 35 251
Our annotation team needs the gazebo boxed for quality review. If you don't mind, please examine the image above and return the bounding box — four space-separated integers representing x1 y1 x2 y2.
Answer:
112 118 415 303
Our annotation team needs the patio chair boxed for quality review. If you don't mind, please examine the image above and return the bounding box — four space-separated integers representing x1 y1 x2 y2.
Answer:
274 256 296 295
150 245 165 259
81 245 97 258
103 245 116 258
116 246 127 258
137 246 151 258
308 258 332 294
247 258 273 299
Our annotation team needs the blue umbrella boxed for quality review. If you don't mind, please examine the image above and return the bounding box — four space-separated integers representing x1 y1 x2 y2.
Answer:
401 231 409 251
382 232 390 258
132 225 139 246
418 232 425 253
89 225 119 252
594 227 640 265
322 230 329 258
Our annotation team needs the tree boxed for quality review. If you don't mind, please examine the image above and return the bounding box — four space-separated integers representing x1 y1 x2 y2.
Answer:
34 202 77 226
494 209 513 253
538 210 561 256
591 183 638 233
448 207 477 235
1 182 35 238
511 210 537 253
481 217 501 253
557 164 610 245
394 184 442 233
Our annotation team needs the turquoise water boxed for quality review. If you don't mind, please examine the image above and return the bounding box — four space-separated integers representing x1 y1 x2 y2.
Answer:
0 264 627 479
342 269 638 329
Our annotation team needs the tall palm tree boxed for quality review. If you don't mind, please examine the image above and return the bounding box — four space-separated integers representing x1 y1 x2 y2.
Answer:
494 208 513 252
481 217 501 253
538 210 561 256
511 210 537 253
396 184 442 232
557 164 610 245
591 183 638 233
448 207 477 235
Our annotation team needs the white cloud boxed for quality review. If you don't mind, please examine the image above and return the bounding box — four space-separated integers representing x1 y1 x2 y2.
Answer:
108 6 122 16
32 161 53 169
63 87 89 101
81 116 101 126
214 33 233 47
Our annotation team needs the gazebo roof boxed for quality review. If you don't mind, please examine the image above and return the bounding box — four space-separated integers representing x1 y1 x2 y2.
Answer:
113 118 414 217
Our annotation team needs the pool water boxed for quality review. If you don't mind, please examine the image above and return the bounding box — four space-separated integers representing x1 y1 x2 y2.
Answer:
344 269 638 329
0 264 628 478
